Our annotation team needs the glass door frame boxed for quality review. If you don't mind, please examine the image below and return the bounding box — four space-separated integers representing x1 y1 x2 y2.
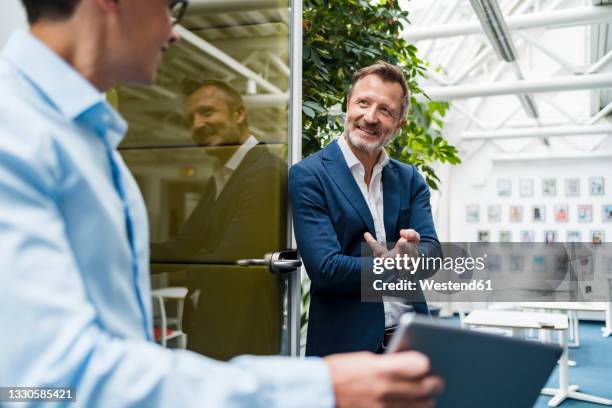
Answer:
288 0 303 357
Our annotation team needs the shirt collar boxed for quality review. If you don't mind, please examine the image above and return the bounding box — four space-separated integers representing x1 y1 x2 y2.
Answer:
337 135 390 171
2 30 127 146
225 135 259 172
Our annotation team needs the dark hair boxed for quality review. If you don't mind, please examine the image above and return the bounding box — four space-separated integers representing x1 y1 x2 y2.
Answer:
182 79 245 111
21 0 81 24
347 60 410 119
182 79 249 128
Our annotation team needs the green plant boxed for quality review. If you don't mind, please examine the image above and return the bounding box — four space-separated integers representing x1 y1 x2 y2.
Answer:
302 0 460 190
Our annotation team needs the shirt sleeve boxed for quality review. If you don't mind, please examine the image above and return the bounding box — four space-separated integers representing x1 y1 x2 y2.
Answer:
0 132 334 408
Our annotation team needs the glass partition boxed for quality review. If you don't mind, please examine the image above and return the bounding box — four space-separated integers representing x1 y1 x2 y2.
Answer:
115 0 292 360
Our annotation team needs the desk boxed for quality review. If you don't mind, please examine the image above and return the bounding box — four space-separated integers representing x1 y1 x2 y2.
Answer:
465 310 612 407
520 302 611 347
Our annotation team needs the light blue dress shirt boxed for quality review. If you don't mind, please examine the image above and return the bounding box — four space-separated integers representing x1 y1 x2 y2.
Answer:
0 30 334 408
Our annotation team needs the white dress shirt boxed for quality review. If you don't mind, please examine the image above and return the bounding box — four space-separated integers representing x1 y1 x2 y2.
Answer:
337 136 412 328
213 135 258 198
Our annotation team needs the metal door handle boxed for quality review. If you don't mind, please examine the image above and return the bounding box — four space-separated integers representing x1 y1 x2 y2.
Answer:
237 250 301 275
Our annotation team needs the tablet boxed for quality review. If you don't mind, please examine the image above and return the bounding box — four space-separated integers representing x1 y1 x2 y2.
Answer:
386 314 562 408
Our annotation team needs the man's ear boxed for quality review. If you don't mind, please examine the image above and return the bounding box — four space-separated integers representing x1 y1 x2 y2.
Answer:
234 105 247 125
396 118 407 131
91 0 120 18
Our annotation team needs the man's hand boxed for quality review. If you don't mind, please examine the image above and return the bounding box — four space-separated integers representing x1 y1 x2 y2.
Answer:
364 229 420 259
325 351 443 408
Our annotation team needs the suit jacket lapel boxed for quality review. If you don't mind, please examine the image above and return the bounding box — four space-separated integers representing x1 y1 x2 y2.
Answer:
382 162 400 242
322 141 376 235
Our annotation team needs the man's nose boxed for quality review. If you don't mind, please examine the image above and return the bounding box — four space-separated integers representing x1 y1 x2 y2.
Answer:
192 114 207 129
169 25 181 45
363 106 377 124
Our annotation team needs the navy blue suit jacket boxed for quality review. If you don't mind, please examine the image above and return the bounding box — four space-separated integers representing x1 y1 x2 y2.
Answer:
289 140 439 356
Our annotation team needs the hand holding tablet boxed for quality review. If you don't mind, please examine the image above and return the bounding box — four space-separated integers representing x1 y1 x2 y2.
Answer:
386 314 562 408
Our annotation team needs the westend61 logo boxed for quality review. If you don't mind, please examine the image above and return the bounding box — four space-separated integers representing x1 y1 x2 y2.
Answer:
361 242 612 303
372 253 487 275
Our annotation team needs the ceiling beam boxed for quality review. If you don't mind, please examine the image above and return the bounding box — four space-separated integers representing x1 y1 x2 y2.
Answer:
403 5 612 41
423 72 612 100
187 0 285 14
462 123 612 140
175 25 284 94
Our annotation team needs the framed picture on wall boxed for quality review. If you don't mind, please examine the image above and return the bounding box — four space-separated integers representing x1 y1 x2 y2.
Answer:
554 204 569 222
603 204 612 222
532 256 546 273
519 178 533 197
542 178 557 197
565 178 580 197
605 257 612 275
510 255 523 273
497 179 512 197
567 231 581 243
488 255 501 272
510 206 522 222
466 205 479 223
577 205 592 222
520 230 535 242
591 230 605 244
478 231 490 242
544 230 557 243
499 231 512 242
532 205 545 222
488 205 501 223
589 177 605 196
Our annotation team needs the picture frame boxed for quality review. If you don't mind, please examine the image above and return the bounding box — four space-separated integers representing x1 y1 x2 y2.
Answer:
532 205 545 222
466 205 479 223
532 256 546 273
591 230 605 244
604 257 612 275
542 178 557 197
589 177 605 196
567 231 581 243
510 255 523 273
478 230 490 242
499 231 512 242
544 230 557 244
519 178 533 197
497 179 512 197
520 230 535 242
573 257 594 281
577 205 592 223
487 205 501 223
488 255 501 273
603 204 612 222
554 204 569 222
509 205 522 222
565 178 580 197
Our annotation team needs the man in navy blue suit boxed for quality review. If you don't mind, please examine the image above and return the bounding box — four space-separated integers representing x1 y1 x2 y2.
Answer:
289 61 441 357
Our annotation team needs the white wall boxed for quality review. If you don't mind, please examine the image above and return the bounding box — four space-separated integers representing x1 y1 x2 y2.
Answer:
0 0 27 47
444 140 612 243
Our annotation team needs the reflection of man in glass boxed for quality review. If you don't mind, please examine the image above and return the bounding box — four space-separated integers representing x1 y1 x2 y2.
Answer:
151 80 288 359
151 80 287 262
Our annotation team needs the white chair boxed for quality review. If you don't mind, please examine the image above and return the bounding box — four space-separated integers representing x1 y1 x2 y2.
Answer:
152 287 188 349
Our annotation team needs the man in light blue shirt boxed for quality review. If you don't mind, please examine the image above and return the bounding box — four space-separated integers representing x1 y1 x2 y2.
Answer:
0 0 442 406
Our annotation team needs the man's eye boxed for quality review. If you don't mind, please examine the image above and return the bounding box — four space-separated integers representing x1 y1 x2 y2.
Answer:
195 108 214 117
358 100 368 107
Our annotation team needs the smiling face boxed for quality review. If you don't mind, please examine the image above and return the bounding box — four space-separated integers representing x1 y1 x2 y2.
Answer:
186 85 245 147
344 74 406 154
